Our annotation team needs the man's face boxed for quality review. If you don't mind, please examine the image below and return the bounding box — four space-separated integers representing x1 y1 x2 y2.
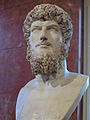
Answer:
29 20 62 59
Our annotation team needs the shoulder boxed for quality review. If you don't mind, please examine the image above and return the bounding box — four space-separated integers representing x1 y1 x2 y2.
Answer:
16 78 37 120
16 78 38 106
68 71 89 79
67 71 89 86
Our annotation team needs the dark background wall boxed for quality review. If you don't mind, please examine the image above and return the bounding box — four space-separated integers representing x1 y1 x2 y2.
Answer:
0 0 83 120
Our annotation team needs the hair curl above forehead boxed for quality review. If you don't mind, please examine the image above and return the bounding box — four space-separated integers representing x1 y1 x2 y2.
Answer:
23 4 73 46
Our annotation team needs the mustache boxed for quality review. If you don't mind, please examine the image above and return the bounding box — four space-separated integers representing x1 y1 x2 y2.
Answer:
35 42 52 47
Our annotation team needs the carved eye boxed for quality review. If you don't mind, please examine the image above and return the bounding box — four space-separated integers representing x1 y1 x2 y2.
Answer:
31 27 42 32
47 27 59 32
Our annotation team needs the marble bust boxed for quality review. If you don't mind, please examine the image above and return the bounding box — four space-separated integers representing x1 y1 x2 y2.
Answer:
16 4 89 120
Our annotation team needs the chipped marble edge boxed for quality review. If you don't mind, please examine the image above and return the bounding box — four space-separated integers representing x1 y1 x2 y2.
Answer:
63 76 89 120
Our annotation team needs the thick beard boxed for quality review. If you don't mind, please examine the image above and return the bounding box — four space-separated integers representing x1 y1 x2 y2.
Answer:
30 53 58 75
27 43 67 75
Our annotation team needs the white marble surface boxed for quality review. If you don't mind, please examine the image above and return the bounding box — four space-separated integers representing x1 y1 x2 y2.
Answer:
16 72 89 120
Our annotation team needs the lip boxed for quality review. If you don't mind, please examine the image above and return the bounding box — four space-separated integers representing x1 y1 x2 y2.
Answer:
36 42 51 48
40 44 49 48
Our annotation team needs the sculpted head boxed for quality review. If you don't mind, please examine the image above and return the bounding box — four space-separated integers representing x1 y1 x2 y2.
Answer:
23 4 73 75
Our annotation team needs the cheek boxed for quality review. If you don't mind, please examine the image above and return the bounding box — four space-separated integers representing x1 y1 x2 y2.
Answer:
48 33 62 51
49 36 61 47
29 33 40 48
30 32 40 43
49 32 62 43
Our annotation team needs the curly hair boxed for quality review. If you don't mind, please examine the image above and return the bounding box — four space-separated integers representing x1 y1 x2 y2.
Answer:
23 4 73 43
23 4 73 61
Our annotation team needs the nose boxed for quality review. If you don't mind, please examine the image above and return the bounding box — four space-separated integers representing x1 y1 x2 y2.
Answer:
40 36 47 41
40 27 48 41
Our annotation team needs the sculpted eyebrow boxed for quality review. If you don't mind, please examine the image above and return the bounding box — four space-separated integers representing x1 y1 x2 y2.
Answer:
32 26 42 28
47 25 59 28
31 26 42 31
46 25 60 31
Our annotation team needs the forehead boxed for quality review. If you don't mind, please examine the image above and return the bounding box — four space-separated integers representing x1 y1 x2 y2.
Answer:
31 20 60 27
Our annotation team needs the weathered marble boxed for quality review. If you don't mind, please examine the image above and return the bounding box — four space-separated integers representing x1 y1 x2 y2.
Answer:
16 4 89 120
16 71 89 120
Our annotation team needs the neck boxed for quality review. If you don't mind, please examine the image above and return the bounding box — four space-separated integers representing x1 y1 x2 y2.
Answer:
36 59 68 82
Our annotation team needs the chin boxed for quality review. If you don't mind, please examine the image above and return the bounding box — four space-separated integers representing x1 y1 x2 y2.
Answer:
36 48 53 55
